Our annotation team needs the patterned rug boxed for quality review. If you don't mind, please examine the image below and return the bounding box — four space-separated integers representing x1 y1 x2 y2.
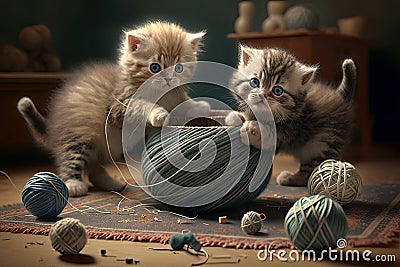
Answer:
1 179 399 249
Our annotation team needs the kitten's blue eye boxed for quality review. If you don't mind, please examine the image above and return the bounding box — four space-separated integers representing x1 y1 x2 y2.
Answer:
174 63 184 73
272 85 284 96
149 63 161 73
249 78 260 88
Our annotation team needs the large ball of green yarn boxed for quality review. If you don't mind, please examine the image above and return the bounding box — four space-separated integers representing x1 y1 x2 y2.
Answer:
142 126 272 212
284 195 348 251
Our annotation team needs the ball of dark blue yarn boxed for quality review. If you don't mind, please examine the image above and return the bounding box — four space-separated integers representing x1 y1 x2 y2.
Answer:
22 172 69 219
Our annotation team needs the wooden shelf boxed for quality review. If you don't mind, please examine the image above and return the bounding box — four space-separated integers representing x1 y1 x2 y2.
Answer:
227 29 372 42
0 72 70 90
0 72 70 148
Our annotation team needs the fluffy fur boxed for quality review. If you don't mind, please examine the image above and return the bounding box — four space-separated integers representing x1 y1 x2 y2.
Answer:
226 45 357 186
18 21 210 196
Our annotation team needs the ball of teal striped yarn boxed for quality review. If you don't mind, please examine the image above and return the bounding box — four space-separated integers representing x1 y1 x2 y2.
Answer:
22 172 69 219
284 195 348 251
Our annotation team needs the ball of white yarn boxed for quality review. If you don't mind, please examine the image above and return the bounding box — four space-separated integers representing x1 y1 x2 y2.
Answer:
49 218 87 255
241 211 264 234
308 159 362 205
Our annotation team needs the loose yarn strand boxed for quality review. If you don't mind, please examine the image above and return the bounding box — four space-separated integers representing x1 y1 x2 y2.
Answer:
46 179 112 214
105 107 135 186
111 191 197 221
190 248 209 266
112 94 128 108
0 170 22 192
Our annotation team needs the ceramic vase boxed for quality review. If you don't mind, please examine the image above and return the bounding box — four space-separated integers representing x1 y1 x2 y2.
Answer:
234 1 255 33
262 1 287 33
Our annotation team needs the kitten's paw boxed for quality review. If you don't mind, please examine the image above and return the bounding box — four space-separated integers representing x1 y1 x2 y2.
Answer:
342 58 356 72
17 97 34 114
65 179 88 197
225 111 244 126
276 171 294 186
186 100 211 118
88 170 126 192
240 121 262 149
277 171 309 186
149 107 169 127
107 181 126 192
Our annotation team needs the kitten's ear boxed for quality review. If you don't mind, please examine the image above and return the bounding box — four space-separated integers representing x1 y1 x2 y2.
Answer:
187 31 206 51
125 31 146 52
300 65 318 85
238 44 253 66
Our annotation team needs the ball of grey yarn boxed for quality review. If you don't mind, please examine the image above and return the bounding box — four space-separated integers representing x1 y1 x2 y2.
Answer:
241 211 262 234
284 5 320 30
49 218 87 255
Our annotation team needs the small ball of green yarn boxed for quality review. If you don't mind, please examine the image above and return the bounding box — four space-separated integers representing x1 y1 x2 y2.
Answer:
241 211 264 235
308 159 362 205
50 218 87 255
170 232 202 252
284 5 319 30
284 195 348 251
170 234 187 250
22 172 69 219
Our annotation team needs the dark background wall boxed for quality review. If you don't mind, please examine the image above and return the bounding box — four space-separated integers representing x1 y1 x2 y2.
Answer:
1 0 399 145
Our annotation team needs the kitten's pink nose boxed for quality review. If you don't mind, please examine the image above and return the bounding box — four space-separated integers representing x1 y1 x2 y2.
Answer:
164 77 172 83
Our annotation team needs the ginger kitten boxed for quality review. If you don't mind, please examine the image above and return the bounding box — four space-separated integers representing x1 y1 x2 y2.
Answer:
18 21 210 196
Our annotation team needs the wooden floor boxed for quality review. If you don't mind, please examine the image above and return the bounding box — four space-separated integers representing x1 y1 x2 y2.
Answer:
0 155 399 267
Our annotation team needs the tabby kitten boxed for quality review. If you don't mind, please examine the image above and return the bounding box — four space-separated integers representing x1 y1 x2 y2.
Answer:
226 45 357 186
18 21 209 196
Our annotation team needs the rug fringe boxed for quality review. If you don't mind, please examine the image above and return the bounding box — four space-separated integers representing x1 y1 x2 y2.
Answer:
2 217 398 250
1 192 399 250
348 210 400 247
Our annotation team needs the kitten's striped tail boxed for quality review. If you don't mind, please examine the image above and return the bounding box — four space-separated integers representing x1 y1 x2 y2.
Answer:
17 97 48 149
337 58 357 100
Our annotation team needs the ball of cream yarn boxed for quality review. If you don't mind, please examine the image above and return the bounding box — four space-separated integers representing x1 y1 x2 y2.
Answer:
308 159 362 205
241 211 264 234
49 218 87 255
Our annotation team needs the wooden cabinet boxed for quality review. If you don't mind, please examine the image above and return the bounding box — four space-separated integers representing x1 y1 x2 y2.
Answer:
0 72 69 149
228 29 373 158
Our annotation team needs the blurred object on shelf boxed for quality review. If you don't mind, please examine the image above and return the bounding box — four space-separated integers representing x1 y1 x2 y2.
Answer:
234 0 255 33
338 16 370 36
283 5 320 30
0 24 62 72
262 1 287 33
